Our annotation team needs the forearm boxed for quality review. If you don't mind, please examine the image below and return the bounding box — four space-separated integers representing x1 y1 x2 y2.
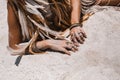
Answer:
36 40 49 50
7 2 22 50
70 0 82 24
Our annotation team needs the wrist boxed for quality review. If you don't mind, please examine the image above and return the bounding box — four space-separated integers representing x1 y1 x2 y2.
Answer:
70 23 82 30
36 40 49 50
71 20 80 24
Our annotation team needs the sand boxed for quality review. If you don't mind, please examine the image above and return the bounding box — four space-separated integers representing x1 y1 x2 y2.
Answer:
0 0 120 80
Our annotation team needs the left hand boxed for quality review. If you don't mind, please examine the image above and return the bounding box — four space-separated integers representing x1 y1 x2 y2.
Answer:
70 26 87 46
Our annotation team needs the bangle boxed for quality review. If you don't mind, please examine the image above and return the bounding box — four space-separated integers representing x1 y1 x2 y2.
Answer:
33 41 43 52
70 23 82 30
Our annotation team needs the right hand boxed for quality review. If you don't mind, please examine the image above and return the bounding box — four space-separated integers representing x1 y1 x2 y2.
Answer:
40 39 78 55
70 26 87 45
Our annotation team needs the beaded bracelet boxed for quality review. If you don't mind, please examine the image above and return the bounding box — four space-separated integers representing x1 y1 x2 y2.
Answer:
70 23 82 30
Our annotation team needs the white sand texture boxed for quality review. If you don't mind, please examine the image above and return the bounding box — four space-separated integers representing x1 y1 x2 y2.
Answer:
0 0 120 80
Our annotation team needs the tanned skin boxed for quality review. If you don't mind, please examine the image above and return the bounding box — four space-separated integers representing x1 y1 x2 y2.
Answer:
8 0 120 55
8 3 22 50
70 0 120 46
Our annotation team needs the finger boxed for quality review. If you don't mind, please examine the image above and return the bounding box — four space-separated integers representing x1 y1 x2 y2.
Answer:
79 33 85 42
82 32 87 38
75 32 84 44
65 43 78 52
59 47 71 55
65 45 75 52
65 41 73 49
71 43 78 51
73 33 79 44
71 48 76 52
65 41 72 45
74 46 78 51
72 45 78 51
74 43 79 47
71 33 79 47
81 30 87 38
70 33 74 41
70 33 74 42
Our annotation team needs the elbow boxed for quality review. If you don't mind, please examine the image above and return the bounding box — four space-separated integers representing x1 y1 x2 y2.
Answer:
8 45 24 56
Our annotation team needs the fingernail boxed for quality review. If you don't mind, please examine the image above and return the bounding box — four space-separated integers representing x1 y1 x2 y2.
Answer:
73 50 76 52
67 52 71 56
68 54 71 56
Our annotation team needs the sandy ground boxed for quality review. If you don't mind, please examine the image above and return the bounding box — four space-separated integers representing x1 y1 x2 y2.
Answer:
0 0 120 80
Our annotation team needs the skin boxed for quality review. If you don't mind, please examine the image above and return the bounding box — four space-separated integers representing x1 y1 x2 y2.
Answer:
8 0 120 55
70 0 120 46
8 3 22 50
70 0 87 46
36 40 78 55
8 2 77 55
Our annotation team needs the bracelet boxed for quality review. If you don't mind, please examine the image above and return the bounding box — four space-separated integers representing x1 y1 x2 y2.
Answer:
70 23 82 30
31 41 42 53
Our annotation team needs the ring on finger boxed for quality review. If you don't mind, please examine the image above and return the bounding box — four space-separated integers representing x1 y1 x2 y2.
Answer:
70 46 74 50
78 32 82 35
66 42 72 45
71 45 77 49
78 32 84 38
71 46 78 51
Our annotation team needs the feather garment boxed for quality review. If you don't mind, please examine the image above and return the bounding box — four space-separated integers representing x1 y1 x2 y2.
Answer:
8 0 97 55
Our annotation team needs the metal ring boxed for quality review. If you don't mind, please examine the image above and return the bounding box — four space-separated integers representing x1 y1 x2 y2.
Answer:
78 32 82 35
66 42 72 45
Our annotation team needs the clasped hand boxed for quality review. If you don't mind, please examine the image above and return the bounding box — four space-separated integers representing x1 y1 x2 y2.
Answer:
36 26 87 55
70 26 87 46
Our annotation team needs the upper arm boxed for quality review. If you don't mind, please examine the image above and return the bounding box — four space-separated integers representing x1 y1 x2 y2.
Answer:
7 2 22 49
